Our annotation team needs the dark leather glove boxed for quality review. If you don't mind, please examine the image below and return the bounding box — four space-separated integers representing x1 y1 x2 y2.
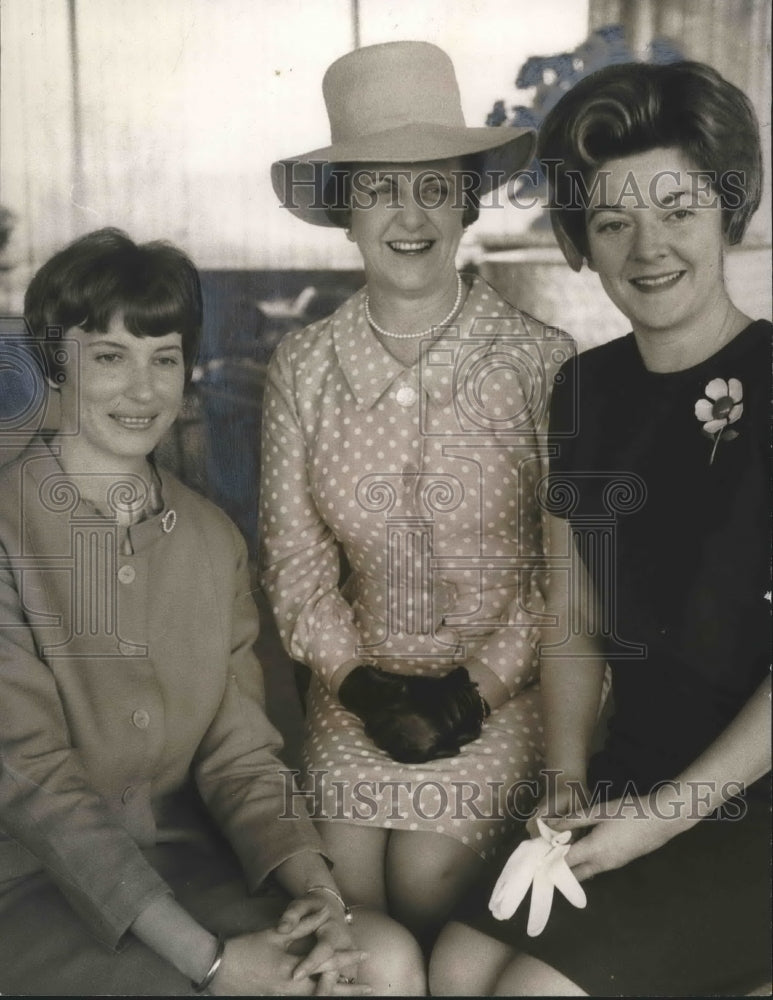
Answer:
338 665 489 764
337 664 408 716
395 668 491 747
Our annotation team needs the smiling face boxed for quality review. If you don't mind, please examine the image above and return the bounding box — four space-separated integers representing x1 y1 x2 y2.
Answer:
585 147 729 340
347 159 466 300
56 315 184 474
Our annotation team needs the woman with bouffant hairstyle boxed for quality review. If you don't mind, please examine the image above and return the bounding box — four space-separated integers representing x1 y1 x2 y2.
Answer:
431 61 771 997
539 59 762 268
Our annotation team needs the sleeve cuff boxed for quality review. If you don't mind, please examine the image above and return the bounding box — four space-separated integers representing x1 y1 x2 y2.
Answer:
462 656 511 709
68 870 173 951
328 658 368 697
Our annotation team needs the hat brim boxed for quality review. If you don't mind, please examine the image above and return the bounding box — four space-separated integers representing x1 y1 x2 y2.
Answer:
271 123 536 226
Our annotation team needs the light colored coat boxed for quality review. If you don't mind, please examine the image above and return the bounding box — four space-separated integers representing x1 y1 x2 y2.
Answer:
0 441 320 948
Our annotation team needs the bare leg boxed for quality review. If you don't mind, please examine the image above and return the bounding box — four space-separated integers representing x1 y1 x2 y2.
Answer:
386 830 489 949
315 821 389 910
353 909 427 995
493 954 587 996
429 921 516 996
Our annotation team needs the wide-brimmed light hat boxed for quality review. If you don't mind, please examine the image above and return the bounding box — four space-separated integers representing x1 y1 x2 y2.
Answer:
271 41 535 226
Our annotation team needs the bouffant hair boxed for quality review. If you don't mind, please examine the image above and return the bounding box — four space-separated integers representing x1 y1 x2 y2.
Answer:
537 61 763 269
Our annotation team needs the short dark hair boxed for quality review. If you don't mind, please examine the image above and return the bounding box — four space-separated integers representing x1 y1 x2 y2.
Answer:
323 157 482 230
537 61 763 265
24 227 203 382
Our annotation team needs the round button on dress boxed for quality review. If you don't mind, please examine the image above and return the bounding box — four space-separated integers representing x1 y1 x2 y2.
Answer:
259 276 561 861
395 385 417 407
117 564 136 584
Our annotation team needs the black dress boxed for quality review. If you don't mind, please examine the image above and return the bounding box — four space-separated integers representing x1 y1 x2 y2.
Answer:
458 321 772 996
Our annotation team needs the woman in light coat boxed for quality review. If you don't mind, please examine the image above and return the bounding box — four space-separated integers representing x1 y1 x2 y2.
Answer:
0 228 424 995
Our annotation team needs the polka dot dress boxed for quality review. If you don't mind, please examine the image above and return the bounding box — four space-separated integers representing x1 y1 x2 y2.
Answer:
259 274 573 859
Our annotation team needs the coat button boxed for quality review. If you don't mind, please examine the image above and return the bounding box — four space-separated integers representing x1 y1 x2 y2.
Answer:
117 564 136 584
132 709 150 729
395 385 417 407
121 785 135 804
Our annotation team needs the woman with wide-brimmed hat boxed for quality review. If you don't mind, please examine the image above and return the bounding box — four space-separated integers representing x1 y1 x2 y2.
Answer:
262 41 570 946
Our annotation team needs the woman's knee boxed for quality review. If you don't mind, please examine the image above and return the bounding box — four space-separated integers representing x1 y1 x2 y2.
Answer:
429 921 514 996
316 822 389 909
492 953 587 996
386 831 488 926
387 831 487 896
353 909 426 995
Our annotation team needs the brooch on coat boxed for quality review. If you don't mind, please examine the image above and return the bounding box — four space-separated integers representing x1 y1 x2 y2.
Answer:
694 377 743 465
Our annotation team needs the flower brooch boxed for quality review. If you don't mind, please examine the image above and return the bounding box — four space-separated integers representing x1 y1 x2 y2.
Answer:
694 377 743 465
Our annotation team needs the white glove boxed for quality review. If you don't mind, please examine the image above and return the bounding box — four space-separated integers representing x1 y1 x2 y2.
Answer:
488 817 587 936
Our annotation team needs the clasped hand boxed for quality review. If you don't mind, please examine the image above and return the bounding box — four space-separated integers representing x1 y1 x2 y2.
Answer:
338 665 489 763
209 895 368 996
537 790 682 883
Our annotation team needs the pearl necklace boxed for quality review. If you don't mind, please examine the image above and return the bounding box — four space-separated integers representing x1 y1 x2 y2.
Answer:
364 273 464 340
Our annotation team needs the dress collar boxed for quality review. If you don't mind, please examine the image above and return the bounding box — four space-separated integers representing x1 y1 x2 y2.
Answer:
332 288 404 410
332 275 516 410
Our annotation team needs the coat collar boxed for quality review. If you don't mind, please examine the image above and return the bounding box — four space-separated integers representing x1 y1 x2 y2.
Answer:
16 438 181 552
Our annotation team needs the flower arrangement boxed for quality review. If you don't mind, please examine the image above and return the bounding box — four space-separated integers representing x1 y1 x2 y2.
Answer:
485 26 683 232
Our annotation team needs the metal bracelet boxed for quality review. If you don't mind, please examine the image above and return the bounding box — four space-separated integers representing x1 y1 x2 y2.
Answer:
192 935 225 993
305 884 354 924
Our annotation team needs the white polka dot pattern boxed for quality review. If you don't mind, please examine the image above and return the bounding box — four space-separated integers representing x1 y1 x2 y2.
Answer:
303 676 544 860
259 274 573 854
